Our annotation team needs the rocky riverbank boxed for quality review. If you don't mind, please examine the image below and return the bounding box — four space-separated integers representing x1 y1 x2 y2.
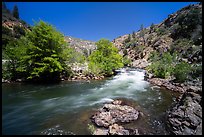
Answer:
68 73 105 81
144 72 202 135
89 100 142 135
166 88 202 135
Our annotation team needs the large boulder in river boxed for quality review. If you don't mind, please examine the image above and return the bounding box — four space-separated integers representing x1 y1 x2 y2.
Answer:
91 100 139 128
90 100 140 135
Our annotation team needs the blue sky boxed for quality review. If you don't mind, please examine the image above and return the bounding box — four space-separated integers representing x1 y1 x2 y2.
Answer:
5 2 198 42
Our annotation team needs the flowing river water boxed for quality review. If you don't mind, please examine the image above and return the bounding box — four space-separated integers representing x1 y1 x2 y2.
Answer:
2 68 180 135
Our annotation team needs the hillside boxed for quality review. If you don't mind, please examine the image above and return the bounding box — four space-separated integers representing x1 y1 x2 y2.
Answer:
2 3 31 58
2 3 31 32
112 3 202 69
64 36 96 57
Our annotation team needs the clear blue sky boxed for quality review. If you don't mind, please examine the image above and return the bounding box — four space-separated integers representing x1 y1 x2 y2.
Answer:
5 2 198 42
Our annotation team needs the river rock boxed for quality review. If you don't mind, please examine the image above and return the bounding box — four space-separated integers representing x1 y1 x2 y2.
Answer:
166 91 202 135
92 101 139 128
93 128 109 135
108 124 129 135
90 100 141 135
147 78 186 93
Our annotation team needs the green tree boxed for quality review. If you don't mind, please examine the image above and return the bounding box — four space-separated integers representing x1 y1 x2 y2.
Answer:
150 23 154 33
88 39 123 76
132 31 136 39
173 61 192 82
2 26 13 50
12 5 19 19
124 34 131 43
3 37 29 80
13 25 26 38
21 21 66 81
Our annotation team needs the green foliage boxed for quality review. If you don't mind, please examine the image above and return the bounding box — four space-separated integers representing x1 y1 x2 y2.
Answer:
139 24 147 46
88 39 123 76
12 5 19 19
190 63 202 78
3 37 29 80
87 123 95 134
2 20 87 82
150 23 155 32
170 38 193 58
156 26 169 35
124 38 138 48
2 26 13 50
124 34 131 43
173 61 192 82
22 20 66 81
170 7 202 44
132 31 136 39
147 52 175 79
122 56 131 66
147 50 194 82
13 25 26 38
123 49 128 56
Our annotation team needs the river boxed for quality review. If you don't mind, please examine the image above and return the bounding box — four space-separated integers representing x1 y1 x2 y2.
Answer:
2 68 180 135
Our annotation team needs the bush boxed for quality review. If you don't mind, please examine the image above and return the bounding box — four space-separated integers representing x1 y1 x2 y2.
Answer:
147 52 174 79
170 38 195 59
122 56 131 66
156 26 169 35
173 61 192 82
190 63 202 78
147 50 194 82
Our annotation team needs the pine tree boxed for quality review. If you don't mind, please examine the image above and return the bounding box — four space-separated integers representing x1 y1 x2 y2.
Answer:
132 31 136 39
150 23 154 33
13 5 19 19
139 24 146 46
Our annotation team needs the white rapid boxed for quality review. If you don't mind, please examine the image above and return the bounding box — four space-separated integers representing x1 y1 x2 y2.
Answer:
57 68 150 110
33 68 150 113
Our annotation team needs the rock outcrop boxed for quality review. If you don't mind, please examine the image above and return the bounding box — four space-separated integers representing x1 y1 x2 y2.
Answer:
90 100 140 135
166 89 202 135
